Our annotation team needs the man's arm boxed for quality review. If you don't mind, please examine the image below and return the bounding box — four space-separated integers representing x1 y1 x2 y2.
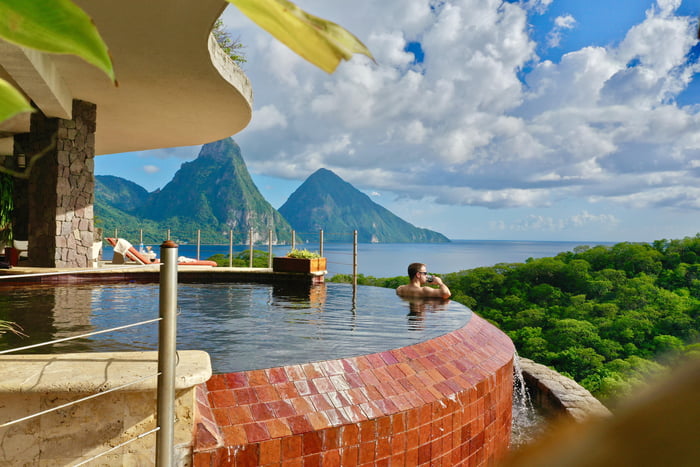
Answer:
424 276 451 299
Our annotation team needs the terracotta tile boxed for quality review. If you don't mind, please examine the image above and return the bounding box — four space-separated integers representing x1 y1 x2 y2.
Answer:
266 367 289 384
365 353 386 368
235 444 259 466
268 400 296 418
321 449 341 467
224 372 249 389
228 405 254 424
321 359 344 375
340 405 365 424
192 451 211 467
302 362 325 379
341 445 359 466
326 391 351 409
323 408 350 426
406 427 420 449
344 372 364 389
385 365 406 381
266 418 293 438
234 387 258 405
405 447 419 466
282 435 303 459
259 438 281 465
303 431 323 455
222 424 247 446
194 422 221 451
345 387 369 405
254 384 279 403
206 375 227 392
329 374 351 391
379 351 399 365
358 441 376 463
340 358 359 373
209 390 236 408
287 415 313 435
376 417 392 438
243 421 270 443
306 411 331 431
251 402 275 421
285 364 307 381
247 369 269 386
358 401 384 419
308 393 334 412
341 423 359 447
302 453 321 466
374 382 396 399
275 381 300 399
358 369 381 387
290 397 315 415
353 355 373 371
376 436 391 460
357 419 376 442
311 377 334 394
211 407 230 426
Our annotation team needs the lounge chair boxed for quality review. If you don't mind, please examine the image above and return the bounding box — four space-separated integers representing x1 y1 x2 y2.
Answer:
105 238 217 267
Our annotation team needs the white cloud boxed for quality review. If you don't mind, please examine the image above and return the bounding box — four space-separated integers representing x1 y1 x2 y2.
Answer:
143 165 160 174
547 14 577 48
225 0 699 219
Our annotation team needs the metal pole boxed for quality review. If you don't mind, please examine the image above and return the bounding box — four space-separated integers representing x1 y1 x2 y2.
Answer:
114 228 118 239
353 230 358 288
249 228 254 268
196 229 201 260
268 229 273 268
319 229 324 257
229 230 233 268
292 230 296 251
156 240 178 467
140 229 143 245
166 229 170 241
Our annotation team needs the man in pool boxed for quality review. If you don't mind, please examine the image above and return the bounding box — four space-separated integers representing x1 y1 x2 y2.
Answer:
396 262 451 299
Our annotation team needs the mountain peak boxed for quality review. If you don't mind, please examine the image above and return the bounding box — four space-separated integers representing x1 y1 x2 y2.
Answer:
280 169 449 243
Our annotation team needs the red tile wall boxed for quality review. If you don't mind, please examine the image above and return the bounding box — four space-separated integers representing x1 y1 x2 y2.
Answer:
193 313 514 466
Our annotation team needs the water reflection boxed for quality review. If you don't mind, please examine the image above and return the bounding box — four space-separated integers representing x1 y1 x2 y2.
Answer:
401 296 451 331
1 282 471 373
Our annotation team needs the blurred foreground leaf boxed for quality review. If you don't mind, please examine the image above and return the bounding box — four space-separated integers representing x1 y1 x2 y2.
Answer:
0 0 114 81
228 0 374 73
0 78 33 123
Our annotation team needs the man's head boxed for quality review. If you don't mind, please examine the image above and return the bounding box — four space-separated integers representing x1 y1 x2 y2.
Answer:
408 262 427 280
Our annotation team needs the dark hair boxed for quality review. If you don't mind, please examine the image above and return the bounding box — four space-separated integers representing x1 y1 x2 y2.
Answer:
407 262 425 280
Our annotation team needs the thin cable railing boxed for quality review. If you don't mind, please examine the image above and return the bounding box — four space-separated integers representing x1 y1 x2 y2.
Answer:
0 243 180 465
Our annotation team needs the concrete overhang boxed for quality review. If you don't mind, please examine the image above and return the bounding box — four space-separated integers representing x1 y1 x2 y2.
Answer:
0 0 253 156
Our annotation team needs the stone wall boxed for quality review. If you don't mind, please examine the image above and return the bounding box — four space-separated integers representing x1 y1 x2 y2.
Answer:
0 351 211 466
518 357 611 422
15 99 97 268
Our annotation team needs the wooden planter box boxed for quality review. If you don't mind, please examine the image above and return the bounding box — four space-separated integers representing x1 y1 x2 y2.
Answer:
273 256 327 273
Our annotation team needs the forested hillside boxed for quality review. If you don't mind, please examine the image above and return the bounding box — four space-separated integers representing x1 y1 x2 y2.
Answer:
331 236 700 405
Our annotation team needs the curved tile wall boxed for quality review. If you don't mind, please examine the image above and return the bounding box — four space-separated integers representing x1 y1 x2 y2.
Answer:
193 313 515 466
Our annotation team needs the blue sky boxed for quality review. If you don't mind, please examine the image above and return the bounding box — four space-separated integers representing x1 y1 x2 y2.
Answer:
95 0 700 243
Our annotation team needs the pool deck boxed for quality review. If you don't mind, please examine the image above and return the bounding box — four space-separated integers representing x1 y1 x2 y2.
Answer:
0 262 327 285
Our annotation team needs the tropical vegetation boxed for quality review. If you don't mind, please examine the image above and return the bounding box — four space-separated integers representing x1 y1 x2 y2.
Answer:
330 235 700 405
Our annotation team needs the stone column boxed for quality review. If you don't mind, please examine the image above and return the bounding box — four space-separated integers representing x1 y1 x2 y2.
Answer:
15 99 97 268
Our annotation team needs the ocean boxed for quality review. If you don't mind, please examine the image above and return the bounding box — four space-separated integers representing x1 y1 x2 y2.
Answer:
104 239 617 278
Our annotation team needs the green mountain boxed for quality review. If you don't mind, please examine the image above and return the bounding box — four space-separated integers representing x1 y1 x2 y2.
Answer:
278 168 450 243
95 138 294 244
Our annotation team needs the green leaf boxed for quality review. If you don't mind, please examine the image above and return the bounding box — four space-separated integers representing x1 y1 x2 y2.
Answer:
0 78 33 123
227 0 374 73
0 0 115 82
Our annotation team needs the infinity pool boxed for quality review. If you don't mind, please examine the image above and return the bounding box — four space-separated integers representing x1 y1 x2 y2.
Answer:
0 282 471 373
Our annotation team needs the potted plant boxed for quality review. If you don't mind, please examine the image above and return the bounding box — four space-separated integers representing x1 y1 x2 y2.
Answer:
273 248 327 273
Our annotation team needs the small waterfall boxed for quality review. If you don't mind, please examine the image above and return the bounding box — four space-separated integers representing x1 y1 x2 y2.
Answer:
511 352 544 448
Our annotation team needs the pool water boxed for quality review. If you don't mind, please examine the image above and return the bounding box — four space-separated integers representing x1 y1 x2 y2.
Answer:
0 282 471 373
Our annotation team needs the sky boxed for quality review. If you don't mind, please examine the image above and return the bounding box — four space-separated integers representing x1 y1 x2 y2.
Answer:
94 0 700 243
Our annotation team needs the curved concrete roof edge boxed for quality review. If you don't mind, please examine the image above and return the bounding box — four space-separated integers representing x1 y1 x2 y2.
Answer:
0 0 254 156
